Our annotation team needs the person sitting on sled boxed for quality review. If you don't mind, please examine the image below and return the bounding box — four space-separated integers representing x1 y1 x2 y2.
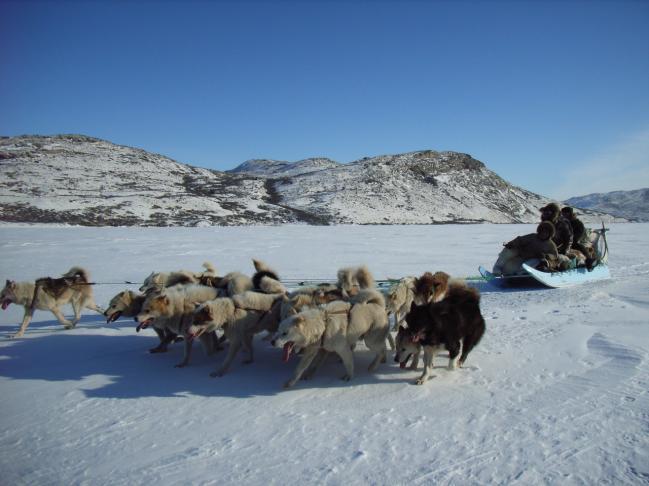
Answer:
560 206 598 270
540 202 573 255
492 221 561 275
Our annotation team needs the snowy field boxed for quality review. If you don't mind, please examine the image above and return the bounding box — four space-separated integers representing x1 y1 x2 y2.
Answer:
1 223 648 485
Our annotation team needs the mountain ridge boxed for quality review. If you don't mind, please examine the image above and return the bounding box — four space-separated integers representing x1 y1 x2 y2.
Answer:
0 134 624 226
565 188 649 222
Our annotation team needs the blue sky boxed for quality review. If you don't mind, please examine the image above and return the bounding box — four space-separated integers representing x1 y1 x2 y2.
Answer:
1 0 648 199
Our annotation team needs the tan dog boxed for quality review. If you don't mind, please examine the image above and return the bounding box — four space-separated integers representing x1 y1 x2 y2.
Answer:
187 296 282 377
1 267 103 338
279 286 346 321
136 284 220 364
273 291 388 388
138 262 217 293
385 276 417 349
104 290 145 323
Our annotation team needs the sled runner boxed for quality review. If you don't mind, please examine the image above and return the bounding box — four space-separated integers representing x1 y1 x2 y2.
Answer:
519 261 610 288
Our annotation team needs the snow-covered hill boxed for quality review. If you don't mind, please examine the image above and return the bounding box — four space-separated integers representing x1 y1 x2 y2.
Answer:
0 135 623 226
566 188 649 222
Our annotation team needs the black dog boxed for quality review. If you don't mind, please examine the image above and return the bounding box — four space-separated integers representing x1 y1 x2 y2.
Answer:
402 286 485 384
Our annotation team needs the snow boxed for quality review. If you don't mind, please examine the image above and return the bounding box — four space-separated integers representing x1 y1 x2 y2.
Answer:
1 223 648 485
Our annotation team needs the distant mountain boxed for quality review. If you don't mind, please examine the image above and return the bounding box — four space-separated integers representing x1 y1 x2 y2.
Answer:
0 134 624 226
229 157 340 177
565 188 649 222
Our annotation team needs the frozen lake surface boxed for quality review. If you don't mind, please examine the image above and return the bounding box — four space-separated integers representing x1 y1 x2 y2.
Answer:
1 223 648 485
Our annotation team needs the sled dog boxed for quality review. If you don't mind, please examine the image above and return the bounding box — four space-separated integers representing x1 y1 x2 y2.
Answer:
1 267 103 338
104 290 145 323
139 262 216 293
402 281 485 385
188 296 282 377
273 292 388 388
136 284 220 364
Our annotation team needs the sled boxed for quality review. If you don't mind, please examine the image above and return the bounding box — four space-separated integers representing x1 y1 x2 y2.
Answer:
480 223 611 289
519 262 610 288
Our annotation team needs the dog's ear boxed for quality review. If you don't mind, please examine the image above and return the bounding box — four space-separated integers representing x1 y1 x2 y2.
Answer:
411 330 425 343
294 315 305 327
154 295 169 306
8 280 16 289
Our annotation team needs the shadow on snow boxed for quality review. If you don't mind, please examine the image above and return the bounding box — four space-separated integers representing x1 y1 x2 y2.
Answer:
0 315 423 399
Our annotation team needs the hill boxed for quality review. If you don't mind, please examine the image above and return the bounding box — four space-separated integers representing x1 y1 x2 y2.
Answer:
0 135 622 226
566 188 649 222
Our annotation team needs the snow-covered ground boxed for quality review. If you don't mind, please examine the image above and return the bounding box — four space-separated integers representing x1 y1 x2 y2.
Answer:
1 223 648 485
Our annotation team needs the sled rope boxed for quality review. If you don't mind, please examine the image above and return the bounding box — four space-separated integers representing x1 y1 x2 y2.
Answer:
78 276 486 288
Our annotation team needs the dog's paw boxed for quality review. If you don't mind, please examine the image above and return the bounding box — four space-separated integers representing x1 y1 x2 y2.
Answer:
415 375 434 385
283 380 296 388
210 370 225 378
341 374 352 382
174 362 187 368
243 359 253 365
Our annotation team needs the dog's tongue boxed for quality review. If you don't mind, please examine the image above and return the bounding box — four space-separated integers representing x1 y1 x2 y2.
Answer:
282 342 294 363
1 300 9 310
399 361 406 369
107 312 121 324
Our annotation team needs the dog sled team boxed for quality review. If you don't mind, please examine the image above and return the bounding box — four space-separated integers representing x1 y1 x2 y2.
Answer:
492 203 604 276
1 260 485 388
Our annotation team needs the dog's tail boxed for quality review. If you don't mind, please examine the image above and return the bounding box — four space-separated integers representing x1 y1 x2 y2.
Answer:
252 259 276 274
351 288 385 307
355 265 375 290
62 266 91 282
202 261 217 276
259 275 287 295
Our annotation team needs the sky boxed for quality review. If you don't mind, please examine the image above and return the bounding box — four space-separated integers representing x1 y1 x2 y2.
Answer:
1 0 648 200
